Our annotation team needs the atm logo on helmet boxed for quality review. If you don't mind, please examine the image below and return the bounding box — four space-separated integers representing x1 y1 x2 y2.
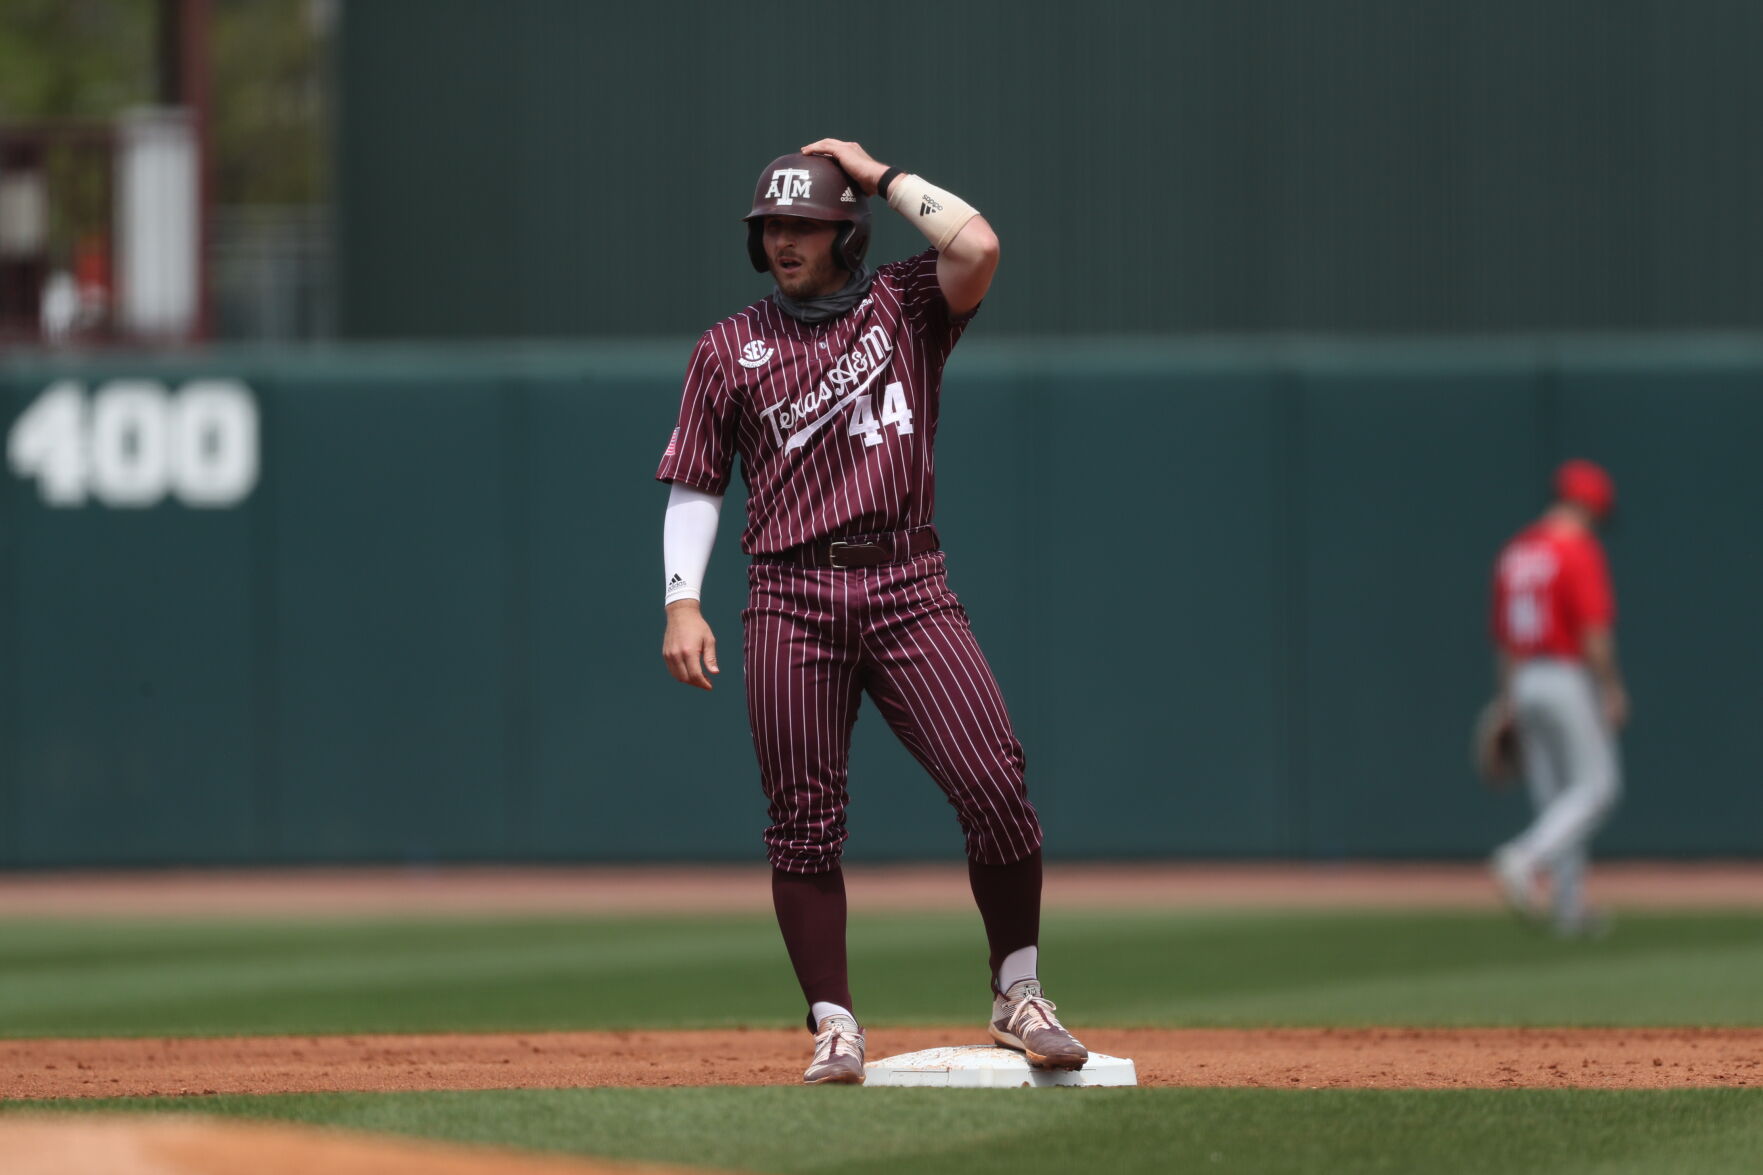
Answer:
765 168 812 204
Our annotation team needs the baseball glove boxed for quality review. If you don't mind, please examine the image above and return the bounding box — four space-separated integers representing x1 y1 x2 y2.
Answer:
1473 700 1519 787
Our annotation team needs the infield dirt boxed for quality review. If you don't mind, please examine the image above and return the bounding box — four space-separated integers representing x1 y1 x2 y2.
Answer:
5 1026 1761 1098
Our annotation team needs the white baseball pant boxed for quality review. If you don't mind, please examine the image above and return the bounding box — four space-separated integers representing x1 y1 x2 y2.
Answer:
1502 658 1622 921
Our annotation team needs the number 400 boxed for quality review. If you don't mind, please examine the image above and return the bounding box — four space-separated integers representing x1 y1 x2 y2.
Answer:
7 379 260 508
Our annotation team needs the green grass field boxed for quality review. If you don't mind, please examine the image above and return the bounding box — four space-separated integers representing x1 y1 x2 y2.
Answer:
5 909 1762 1173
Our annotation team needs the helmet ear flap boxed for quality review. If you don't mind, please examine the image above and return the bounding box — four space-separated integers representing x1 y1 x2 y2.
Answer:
747 221 768 273
837 221 870 272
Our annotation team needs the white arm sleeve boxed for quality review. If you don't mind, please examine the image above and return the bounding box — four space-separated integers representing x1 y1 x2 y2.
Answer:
663 482 723 606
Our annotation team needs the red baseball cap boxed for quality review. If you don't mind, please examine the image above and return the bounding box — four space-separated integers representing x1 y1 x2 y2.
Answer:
1554 459 1615 518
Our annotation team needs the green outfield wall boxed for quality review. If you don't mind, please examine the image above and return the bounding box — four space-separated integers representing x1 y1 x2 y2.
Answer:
2 339 1760 867
337 0 1763 337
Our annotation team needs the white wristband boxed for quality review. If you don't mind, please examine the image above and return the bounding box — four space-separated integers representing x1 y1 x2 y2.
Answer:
886 173 979 252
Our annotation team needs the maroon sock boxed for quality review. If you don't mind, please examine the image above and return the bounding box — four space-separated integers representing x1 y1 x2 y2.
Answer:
771 866 852 1030
967 848 1043 993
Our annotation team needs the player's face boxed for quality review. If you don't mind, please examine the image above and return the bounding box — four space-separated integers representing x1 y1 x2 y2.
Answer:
763 216 846 299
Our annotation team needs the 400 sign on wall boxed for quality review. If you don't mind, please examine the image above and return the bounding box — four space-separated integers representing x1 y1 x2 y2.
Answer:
8 380 259 508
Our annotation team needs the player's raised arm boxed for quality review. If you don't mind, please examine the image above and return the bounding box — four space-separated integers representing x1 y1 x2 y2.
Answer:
800 138 1000 315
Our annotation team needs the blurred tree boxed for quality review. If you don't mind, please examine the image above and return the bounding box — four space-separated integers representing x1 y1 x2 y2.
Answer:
0 0 327 206
0 0 154 119
211 0 328 205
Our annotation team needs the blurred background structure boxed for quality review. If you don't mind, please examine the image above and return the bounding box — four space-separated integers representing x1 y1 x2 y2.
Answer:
1 1 1759 868
0 0 330 346
337 0 1763 339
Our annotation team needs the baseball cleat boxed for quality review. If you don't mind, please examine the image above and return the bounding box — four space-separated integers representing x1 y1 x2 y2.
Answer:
989 980 1088 1070
1490 847 1543 923
803 1014 866 1084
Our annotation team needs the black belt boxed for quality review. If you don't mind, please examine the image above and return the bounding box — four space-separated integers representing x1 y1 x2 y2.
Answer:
759 526 940 569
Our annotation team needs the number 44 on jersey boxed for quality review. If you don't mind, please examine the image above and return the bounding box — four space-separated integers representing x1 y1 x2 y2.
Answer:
847 380 914 448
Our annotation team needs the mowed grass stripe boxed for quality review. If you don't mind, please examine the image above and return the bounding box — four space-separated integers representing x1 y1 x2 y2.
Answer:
0 920 781 1017
0 911 1760 1038
1120 944 1763 1026
8 1087 1763 1175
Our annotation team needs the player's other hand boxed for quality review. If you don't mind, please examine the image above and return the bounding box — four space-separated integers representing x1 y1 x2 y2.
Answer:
1602 682 1630 731
799 138 888 195
663 601 719 691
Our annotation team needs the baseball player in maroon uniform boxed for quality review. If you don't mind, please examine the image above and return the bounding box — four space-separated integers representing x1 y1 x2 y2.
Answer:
1487 459 1627 937
656 140 1086 1084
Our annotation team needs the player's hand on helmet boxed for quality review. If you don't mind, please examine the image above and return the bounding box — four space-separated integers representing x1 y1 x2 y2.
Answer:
799 139 888 196
662 602 719 691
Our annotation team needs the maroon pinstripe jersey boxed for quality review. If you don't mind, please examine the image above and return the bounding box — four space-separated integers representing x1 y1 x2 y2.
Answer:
655 250 974 555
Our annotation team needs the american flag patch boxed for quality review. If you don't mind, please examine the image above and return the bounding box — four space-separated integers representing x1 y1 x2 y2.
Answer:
664 427 679 458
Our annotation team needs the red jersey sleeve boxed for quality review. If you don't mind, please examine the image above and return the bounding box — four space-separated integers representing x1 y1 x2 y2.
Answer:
1566 535 1617 631
878 249 977 356
655 332 737 495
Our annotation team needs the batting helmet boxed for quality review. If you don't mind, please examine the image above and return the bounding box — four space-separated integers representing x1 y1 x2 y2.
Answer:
742 153 871 274
1553 459 1615 519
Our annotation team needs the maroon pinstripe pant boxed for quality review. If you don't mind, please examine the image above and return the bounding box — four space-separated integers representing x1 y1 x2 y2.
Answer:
743 550 1043 873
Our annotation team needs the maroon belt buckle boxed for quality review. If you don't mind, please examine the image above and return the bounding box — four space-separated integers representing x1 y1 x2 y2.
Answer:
827 540 882 569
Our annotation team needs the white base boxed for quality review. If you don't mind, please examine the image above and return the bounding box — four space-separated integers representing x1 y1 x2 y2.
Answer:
863 1044 1137 1088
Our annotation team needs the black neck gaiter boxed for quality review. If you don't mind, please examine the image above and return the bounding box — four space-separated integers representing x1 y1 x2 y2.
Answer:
770 266 876 324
